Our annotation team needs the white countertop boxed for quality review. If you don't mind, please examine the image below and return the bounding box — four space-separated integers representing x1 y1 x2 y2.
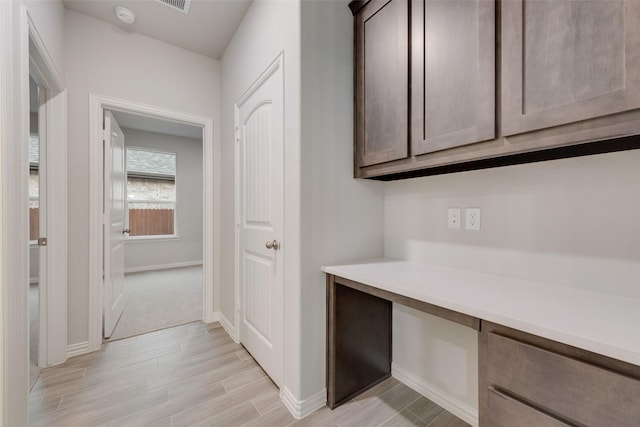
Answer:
322 259 640 367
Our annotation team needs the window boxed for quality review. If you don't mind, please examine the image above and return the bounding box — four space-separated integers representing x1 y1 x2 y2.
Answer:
126 148 177 237
29 134 39 242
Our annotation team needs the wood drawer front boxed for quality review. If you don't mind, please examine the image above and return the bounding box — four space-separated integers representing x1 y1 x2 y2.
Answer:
487 333 640 427
488 387 570 427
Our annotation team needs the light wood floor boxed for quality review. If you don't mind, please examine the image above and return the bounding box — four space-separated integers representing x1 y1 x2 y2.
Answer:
29 322 470 426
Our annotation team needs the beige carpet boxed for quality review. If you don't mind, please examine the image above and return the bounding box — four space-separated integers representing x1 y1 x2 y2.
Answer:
107 266 202 341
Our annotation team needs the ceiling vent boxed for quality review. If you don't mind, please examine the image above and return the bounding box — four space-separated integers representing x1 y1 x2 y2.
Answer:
155 0 191 14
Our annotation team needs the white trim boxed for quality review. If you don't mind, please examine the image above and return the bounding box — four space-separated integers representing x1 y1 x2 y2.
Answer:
28 6 67 369
0 5 6 422
1 5 67 425
88 94 218 352
233 100 241 342
1 6 30 424
26 14 63 93
211 311 239 343
280 386 326 420
392 363 479 427
124 260 202 274
66 342 90 358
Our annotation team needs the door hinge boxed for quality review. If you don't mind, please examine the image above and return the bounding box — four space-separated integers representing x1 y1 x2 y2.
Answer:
38 237 48 246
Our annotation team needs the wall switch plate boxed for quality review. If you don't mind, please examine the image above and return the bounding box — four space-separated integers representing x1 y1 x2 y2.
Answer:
465 208 481 231
448 208 461 229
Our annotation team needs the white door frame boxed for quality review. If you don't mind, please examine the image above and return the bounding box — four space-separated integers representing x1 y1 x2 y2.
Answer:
88 94 217 351
29 15 68 369
0 5 67 425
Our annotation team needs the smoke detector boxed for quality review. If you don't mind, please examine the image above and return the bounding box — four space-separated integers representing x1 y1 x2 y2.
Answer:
115 6 136 24
155 0 192 14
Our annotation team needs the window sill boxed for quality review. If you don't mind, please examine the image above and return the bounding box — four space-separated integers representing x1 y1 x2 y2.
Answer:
125 235 180 243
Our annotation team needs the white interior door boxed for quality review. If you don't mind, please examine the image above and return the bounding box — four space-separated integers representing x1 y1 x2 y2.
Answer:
237 58 284 387
103 111 126 338
36 83 47 366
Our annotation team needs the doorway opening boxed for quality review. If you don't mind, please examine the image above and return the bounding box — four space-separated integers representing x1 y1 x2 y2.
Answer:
6 7 67 424
27 23 68 391
28 75 42 389
88 94 217 352
103 109 204 341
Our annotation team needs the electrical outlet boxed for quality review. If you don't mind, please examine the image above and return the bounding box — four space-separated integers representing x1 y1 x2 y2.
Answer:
465 208 481 231
448 208 461 229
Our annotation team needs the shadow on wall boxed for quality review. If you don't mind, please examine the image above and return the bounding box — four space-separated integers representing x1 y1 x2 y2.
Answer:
384 149 640 298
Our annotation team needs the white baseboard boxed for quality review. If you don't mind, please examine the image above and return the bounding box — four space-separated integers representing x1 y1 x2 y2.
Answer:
124 260 203 274
211 311 239 343
67 341 90 358
280 386 326 420
392 363 478 426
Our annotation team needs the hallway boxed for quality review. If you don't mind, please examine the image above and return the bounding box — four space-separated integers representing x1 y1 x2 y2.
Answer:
29 322 283 426
29 322 467 426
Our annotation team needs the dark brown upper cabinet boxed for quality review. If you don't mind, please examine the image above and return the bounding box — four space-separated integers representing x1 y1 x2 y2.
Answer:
501 0 640 136
351 0 496 178
350 0 640 180
354 0 409 167
411 0 495 155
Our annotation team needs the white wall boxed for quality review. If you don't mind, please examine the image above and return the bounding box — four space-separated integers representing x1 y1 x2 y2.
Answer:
122 128 203 271
300 0 385 400
64 9 220 346
386 149 640 419
221 0 385 408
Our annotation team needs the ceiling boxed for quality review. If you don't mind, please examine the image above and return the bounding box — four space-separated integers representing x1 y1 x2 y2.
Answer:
63 0 252 59
111 110 203 140
63 0 250 138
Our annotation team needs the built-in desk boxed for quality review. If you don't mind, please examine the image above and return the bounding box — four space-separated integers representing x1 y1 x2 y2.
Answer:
323 260 640 426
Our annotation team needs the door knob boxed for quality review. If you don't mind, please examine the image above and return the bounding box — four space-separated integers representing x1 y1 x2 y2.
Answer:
122 228 131 234
265 240 280 250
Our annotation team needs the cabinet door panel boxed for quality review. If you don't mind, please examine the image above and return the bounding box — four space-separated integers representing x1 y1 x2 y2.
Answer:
411 0 495 155
502 0 640 135
356 0 409 167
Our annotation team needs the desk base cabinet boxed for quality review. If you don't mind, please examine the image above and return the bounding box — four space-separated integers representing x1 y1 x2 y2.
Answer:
480 322 640 426
326 275 392 409
326 273 480 409
326 273 640 425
